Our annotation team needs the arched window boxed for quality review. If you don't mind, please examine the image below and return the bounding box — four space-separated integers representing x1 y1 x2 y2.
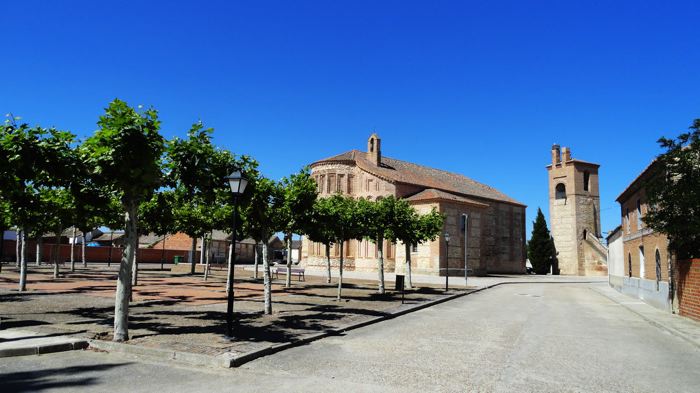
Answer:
639 245 645 279
628 253 632 278
583 171 590 192
555 183 566 199
582 229 588 240
655 249 662 288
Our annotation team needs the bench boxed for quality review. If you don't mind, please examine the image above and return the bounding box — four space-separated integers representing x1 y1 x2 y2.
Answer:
274 266 305 281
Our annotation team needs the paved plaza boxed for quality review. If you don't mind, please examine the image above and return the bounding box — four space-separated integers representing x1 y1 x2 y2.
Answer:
2 281 699 392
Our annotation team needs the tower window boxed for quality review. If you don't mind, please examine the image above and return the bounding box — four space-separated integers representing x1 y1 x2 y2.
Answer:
583 171 590 192
555 183 566 199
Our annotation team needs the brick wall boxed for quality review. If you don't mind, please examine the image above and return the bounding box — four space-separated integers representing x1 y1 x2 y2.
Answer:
0 240 195 264
676 258 700 322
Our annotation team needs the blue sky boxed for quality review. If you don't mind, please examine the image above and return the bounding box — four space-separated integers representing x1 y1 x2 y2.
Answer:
2 1 699 239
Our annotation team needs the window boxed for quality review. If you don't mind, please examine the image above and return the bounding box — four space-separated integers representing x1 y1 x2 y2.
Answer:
337 174 344 194
582 229 587 240
625 208 630 234
628 253 632 277
636 199 642 230
555 183 566 199
328 174 336 193
583 171 590 192
412 243 418 253
639 245 645 279
655 249 662 288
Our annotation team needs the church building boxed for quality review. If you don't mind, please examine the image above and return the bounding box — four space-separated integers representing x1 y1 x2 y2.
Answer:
301 134 527 276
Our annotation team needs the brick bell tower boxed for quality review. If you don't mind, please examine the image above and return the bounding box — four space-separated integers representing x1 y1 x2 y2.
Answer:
547 145 602 275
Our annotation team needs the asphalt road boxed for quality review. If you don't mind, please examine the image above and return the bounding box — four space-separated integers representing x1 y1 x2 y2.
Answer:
1 282 699 392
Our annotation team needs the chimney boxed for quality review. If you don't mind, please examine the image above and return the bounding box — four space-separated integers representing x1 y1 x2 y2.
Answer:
562 147 571 162
367 133 381 166
551 144 561 165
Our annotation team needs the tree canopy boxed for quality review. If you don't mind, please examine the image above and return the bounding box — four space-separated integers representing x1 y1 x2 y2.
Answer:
644 119 700 259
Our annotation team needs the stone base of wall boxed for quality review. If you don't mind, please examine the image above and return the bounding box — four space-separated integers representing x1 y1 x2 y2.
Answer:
609 274 671 312
676 259 700 322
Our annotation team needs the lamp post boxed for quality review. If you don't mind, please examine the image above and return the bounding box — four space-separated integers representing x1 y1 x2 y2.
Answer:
224 169 248 338
444 232 450 292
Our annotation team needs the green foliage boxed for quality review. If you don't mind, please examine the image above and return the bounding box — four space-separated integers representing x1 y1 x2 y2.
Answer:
527 208 554 274
0 121 77 234
81 99 165 206
139 191 176 236
243 176 283 242
277 168 318 238
644 119 700 259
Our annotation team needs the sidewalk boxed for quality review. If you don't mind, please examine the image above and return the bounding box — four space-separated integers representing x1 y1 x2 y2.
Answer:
0 329 88 357
249 265 608 288
590 283 700 348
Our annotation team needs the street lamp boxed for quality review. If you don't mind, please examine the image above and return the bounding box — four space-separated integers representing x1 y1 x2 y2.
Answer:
224 169 248 338
444 232 450 292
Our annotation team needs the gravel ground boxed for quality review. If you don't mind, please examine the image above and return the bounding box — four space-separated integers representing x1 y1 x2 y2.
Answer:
0 265 455 357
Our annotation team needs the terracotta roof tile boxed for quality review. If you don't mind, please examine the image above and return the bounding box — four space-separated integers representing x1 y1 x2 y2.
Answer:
405 189 489 207
312 149 524 206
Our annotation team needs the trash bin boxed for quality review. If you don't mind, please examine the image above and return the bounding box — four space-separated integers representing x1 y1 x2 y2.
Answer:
395 274 405 291
174 255 183 265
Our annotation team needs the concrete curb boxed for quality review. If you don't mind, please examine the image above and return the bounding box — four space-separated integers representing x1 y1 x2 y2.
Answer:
88 280 605 368
589 285 700 349
0 339 89 358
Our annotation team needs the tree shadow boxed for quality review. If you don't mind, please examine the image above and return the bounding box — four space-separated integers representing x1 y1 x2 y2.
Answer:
0 363 131 393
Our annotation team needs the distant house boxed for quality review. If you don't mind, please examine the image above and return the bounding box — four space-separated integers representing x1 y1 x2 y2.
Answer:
92 232 125 247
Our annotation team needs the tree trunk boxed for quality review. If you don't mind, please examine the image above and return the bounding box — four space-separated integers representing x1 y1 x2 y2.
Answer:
226 241 234 294
199 236 206 267
325 243 332 284
203 234 211 281
132 247 138 287
285 234 292 288
70 227 76 271
53 226 62 279
107 231 114 267
189 236 197 275
337 241 344 301
114 202 137 342
254 242 260 280
377 236 385 295
262 241 272 314
81 234 87 267
160 234 166 270
16 229 21 267
405 242 413 289
35 237 43 266
19 229 28 292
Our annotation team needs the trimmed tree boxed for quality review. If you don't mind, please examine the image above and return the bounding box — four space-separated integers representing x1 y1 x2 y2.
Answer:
307 196 337 283
644 119 700 259
528 208 554 274
244 176 282 314
278 168 318 288
81 99 165 342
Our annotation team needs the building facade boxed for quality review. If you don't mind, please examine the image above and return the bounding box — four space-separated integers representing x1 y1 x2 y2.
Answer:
547 145 607 276
612 160 673 312
302 134 527 276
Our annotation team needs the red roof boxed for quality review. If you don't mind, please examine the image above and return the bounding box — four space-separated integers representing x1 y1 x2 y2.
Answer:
312 150 524 206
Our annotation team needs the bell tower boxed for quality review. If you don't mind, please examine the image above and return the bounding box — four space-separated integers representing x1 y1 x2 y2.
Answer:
367 133 381 166
547 145 603 275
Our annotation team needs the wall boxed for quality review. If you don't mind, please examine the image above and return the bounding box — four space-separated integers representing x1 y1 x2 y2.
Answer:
0 240 198 264
607 230 624 278
676 259 700 322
